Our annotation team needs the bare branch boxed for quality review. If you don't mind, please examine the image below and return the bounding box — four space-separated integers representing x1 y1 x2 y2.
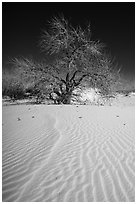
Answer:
9 16 119 104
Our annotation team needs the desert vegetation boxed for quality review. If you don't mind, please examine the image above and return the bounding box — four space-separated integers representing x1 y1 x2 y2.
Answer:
2 70 25 101
3 16 120 104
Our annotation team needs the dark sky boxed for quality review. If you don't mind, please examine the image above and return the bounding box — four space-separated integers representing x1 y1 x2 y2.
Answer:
2 2 135 79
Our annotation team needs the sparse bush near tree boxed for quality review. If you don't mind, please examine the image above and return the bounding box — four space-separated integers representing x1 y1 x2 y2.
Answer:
2 72 25 100
10 16 120 104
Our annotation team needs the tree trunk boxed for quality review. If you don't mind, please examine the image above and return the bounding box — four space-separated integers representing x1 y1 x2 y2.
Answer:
62 88 73 104
63 94 71 104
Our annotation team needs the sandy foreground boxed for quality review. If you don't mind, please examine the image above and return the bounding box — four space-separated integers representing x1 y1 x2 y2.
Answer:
2 102 135 201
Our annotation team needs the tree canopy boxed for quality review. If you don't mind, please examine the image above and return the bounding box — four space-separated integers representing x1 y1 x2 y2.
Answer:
11 16 119 104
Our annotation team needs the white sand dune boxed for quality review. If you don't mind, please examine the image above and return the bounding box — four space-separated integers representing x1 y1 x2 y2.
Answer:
2 103 135 202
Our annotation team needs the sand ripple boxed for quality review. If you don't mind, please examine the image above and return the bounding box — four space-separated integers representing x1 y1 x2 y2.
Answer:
2 105 135 202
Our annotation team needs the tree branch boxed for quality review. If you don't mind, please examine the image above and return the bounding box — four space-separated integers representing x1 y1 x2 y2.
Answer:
75 74 88 86
70 70 79 82
66 73 69 82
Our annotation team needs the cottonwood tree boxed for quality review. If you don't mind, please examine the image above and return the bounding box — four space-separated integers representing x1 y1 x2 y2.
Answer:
12 16 119 104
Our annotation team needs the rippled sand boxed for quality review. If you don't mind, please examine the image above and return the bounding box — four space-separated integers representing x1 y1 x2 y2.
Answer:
2 104 135 202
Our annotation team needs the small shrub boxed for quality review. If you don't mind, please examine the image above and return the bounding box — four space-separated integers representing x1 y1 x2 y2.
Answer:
2 75 25 100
